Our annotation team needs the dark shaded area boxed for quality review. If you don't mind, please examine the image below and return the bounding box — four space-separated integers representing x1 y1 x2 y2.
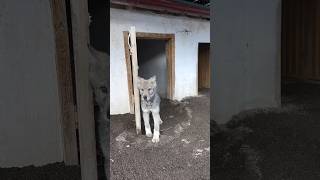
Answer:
211 81 320 180
137 39 167 98
88 0 109 53
88 1 109 180
0 163 80 180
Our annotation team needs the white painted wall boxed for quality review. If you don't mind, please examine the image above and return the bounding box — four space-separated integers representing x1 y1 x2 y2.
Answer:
0 0 63 167
212 0 281 123
137 39 167 98
110 8 210 114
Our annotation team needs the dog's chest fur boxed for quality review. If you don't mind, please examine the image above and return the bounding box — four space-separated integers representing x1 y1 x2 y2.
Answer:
141 93 161 112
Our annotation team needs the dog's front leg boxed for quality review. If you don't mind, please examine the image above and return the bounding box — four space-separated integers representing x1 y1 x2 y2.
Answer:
143 112 152 137
151 112 161 143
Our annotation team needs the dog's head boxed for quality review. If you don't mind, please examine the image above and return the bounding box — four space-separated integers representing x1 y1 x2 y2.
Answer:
137 76 157 101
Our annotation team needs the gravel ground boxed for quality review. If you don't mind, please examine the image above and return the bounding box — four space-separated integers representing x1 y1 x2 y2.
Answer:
212 81 320 180
110 89 210 180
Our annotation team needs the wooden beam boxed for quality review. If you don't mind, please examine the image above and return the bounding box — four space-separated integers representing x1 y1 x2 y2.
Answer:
136 32 174 40
129 27 142 134
50 0 78 165
123 32 134 114
69 0 98 179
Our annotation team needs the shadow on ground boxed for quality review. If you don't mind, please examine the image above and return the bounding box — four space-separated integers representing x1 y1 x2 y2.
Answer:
212 81 320 180
110 91 210 179
0 163 80 180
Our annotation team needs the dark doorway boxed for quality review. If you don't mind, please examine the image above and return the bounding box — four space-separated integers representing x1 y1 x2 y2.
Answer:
198 43 210 94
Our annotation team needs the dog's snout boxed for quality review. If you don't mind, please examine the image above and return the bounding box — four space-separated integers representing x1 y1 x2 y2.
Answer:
143 96 147 100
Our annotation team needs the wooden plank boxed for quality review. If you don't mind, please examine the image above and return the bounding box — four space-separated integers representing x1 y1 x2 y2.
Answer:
136 32 174 40
129 27 142 134
295 0 301 77
311 0 316 78
316 0 320 79
69 0 98 179
123 32 134 114
198 43 210 89
287 0 293 77
170 36 175 99
281 0 287 78
50 0 78 165
166 37 174 99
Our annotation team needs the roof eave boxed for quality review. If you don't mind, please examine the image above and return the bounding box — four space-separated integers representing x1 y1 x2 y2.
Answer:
110 0 210 19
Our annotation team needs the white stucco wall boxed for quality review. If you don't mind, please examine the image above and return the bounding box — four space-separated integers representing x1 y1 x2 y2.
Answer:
0 0 63 167
110 8 210 114
212 0 281 123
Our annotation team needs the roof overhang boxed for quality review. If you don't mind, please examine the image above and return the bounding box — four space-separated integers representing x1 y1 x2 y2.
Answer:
110 0 210 20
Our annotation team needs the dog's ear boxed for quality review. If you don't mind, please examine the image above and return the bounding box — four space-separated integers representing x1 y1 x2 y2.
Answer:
149 76 157 87
149 76 156 82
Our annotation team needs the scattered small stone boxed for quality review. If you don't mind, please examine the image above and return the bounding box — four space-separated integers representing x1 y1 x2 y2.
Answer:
115 131 128 142
181 121 191 128
110 159 114 163
204 147 210 151
192 149 204 158
126 145 130 148
181 139 190 144
174 124 184 134
169 115 174 118
196 149 203 153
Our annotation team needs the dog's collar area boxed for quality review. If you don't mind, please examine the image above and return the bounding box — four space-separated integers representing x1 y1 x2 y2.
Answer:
146 94 155 105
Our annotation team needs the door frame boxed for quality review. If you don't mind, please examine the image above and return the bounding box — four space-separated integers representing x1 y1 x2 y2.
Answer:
123 31 175 113
197 42 211 91
50 0 98 179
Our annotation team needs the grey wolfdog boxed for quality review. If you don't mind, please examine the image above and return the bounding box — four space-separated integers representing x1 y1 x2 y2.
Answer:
137 76 163 143
88 45 109 177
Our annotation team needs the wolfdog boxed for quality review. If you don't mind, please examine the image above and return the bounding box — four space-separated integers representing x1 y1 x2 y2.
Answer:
88 45 109 177
137 76 163 143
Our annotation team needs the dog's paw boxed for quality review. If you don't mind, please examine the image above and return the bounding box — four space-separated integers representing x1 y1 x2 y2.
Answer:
152 136 160 143
146 131 153 137
159 119 163 124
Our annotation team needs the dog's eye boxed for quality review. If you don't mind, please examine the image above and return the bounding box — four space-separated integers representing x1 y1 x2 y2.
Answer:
148 88 152 91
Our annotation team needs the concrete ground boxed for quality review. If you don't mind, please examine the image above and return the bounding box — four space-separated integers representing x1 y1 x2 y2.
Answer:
110 89 210 180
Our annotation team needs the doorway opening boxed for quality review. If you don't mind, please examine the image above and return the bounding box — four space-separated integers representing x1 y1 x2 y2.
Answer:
281 0 320 109
198 43 210 95
124 32 175 113
281 0 320 83
137 39 167 98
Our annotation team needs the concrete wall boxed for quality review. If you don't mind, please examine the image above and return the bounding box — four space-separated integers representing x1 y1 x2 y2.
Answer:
137 39 167 98
0 0 63 167
110 8 210 114
211 0 282 124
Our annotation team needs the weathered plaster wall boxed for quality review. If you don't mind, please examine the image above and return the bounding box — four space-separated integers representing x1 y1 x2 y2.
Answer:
0 0 63 167
211 0 282 123
137 39 167 98
110 8 209 114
